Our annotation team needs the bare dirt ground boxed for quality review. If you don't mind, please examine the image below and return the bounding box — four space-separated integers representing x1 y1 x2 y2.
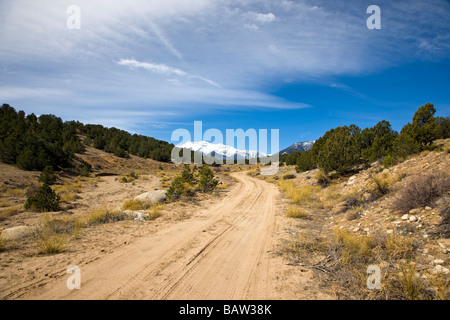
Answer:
2 171 328 300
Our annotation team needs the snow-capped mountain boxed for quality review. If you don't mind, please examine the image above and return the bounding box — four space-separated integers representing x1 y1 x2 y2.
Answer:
280 141 315 155
178 141 267 160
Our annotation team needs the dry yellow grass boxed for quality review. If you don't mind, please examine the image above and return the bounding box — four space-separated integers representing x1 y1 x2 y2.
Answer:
122 199 153 211
5 188 24 197
333 228 376 265
84 208 128 226
384 232 415 259
0 206 20 221
147 203 163 220
285 206 310 219
36 233 67 254
397 262 423 300
278 181 321 205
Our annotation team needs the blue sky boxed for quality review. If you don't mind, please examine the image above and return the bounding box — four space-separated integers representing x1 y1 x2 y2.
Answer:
0 0 449 151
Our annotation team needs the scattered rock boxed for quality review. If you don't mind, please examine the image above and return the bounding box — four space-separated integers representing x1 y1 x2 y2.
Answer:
1 226 38 241
124 210 149 221
134 190 167 204
402 214 409 220
432 265 449 275
409 215 417 222
425 206 432 211
432 259 444 265
409 208 421 215
436 196 448 205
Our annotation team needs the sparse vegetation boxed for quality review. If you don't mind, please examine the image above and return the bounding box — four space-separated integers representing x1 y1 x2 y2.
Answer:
282 173 296 180
36 233 67 254
84 208 129 226
278 181 321 205
122 198 152 211
384 232 416 259
285 206 309 219
397 262 424 300
393 173 450 213
0 206 20 221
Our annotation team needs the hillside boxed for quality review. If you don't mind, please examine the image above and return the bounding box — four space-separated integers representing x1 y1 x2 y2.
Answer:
0 104 174 174
256 138 450 299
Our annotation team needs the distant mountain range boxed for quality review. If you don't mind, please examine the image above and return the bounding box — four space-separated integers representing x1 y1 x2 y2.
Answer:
279 141 315 155
178 141 268 160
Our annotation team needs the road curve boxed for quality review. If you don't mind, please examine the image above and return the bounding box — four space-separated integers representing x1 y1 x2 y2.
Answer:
22 172 281 300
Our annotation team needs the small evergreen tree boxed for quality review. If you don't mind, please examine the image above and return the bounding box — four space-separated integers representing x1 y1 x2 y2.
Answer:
180 165 197 185
80 161 92 177
39 165 57 185
166 176 186 201
410 103 440 146
295 150 314 173
24 183 60 212
198 165 219 193
316 125 362 174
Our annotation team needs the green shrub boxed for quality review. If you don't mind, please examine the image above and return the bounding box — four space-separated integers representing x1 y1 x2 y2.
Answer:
382 154 395 168
167 176 186 201
80 161 92 177
295 150 314 172
180 165 197 184
316 125 362 174
24 183 60 212
198 165 219 193
283 173 296 180
39 165 57 185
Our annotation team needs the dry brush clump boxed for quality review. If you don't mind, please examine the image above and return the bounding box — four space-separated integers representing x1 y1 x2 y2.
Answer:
285 206 310 219
393 173 450 213
308 228 438 300
84 208 129 226
278 181 321 206
35 214 79 254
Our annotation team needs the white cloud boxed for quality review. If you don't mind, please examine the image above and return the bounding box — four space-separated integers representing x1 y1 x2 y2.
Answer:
117 59 220 87
118 59 187 76
0 0 449 128
253 12 276 23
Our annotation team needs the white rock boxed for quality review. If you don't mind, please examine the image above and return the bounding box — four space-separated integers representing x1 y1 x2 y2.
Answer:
409 208 421 215
134 190 167 204
432 259 445 265
425 206 432 211
124 210 149 221
1 226 37 241
386 229 394 234
401 214 409 220
432 265 449 275
423 234 429 239
409 215 417 222
353 227 360 232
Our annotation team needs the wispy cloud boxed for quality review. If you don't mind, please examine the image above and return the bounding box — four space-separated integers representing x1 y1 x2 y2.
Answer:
0 0 449 137
117 58 220 87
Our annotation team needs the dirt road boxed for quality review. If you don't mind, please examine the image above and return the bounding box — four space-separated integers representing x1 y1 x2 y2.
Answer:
21 172 286 300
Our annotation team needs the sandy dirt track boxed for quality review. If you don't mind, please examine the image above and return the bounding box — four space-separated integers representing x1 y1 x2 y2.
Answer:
21 172 288 300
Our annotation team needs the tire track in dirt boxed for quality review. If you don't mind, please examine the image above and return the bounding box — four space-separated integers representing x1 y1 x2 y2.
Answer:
20 172 282 300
